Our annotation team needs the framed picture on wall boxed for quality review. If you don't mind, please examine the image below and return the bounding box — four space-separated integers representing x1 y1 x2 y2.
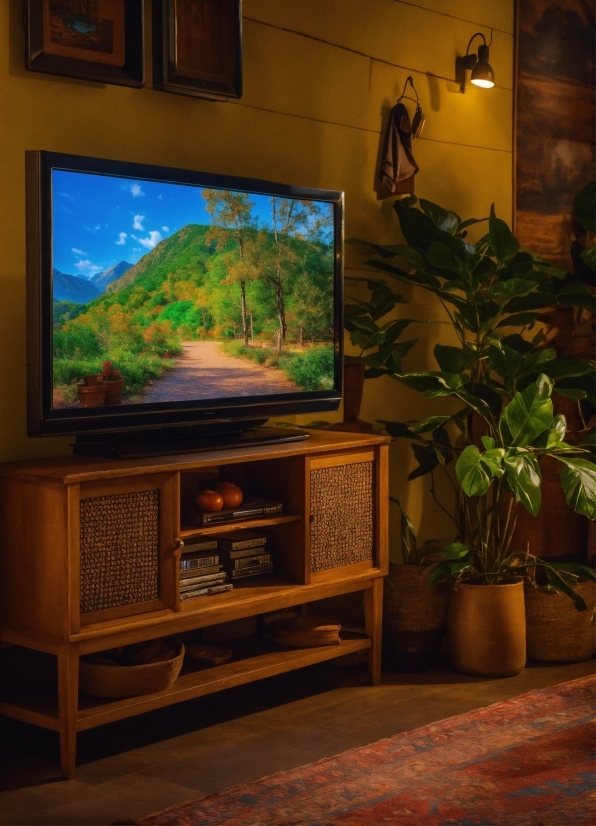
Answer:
152 0 242 101
25 1 144 87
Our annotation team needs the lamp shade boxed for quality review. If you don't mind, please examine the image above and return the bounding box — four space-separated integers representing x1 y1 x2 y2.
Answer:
471 44 494 88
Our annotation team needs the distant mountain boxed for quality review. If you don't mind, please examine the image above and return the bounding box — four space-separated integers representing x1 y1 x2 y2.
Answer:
91 260 133 293
53 269 101 304
106 225 210 293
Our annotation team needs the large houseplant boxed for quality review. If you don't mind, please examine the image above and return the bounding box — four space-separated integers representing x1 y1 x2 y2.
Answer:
356 197 595 675
408 374 595 676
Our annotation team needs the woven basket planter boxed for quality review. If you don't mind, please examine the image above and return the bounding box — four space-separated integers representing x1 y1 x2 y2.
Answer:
383 564 450 672
77 384 106 407
525 581 596 663
79 638 184 698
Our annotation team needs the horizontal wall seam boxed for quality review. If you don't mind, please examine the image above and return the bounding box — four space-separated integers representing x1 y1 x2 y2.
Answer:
234 100 513 155
392 0 513 36
245 17 513 92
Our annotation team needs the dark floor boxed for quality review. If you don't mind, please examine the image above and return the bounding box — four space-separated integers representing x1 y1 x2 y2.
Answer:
0 655 594 825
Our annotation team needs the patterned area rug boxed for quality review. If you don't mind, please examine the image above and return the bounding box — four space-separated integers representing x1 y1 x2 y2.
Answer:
124 675 595 826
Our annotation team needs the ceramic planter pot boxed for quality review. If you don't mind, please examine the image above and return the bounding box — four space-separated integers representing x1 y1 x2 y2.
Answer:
525 580 596 663
447 580 526 677
383 563 450 672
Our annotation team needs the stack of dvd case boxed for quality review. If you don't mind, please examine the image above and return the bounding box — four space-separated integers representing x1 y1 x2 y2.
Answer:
179 538 233 601
214 530 274 579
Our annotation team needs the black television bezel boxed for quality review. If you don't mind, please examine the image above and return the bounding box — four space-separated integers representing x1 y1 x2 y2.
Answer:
26 150 344 438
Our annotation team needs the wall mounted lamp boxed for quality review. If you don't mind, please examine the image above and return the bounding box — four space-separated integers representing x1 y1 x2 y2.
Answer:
456 33 495 93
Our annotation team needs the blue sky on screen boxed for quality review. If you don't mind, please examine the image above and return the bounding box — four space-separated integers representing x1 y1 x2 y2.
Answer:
52 170 330 278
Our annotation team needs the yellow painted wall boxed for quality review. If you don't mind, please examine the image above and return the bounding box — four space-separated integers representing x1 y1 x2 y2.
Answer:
0 0 514 547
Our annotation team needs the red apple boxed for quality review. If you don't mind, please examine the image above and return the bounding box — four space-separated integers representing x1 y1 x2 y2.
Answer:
196 489 224 512
214 481 243 508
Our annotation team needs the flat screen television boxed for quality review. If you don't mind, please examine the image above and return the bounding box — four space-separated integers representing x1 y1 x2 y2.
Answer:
26 151 343 457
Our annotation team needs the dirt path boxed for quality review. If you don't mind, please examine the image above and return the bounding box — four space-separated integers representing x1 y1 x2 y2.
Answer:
141 341 299 403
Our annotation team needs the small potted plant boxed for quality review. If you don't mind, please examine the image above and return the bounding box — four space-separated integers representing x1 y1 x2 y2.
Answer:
102 361 124 405
77 376 106 407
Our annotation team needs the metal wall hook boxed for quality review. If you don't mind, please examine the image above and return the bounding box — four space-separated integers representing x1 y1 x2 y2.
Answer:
397 76 425 138
398 75 420 106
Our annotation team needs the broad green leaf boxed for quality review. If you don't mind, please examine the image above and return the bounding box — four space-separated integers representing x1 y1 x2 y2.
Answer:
516 349 557 377
503 451 542 516
434 344 476 373
383 318 414 342
541 358 595 380
480 448 505 477
459 216 489 231
500 374 554 447
408 443 439 480
441 542 471 559
379 420 422 440
500 334 534 355
420 199 460 234
489 214 520 263
496 312 539 328
456 445 492 496
579 430 596 447
489 279 536 302
425 242 467 276
485 343 523 379
455 390 494 423
413 415 451 434
393 371 464 394
482 436 496 450
533 414 567 449
558 457 596 520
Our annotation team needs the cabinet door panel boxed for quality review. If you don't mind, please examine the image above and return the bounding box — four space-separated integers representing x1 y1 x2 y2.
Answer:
307 451 375 579
78 473 178 623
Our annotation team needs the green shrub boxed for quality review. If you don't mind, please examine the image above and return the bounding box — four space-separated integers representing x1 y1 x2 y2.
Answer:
285 347 335 390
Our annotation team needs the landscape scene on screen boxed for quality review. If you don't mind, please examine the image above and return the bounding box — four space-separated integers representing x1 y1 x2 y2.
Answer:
51 170 336 409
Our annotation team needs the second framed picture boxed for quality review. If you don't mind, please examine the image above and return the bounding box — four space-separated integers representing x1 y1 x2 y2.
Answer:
153 0 242 101
25 0 145 87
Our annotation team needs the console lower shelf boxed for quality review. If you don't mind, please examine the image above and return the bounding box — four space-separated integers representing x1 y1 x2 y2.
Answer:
0 636 371 734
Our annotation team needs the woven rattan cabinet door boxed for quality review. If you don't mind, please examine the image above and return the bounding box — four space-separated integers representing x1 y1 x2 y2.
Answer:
78 473 178 624
307 451 375 580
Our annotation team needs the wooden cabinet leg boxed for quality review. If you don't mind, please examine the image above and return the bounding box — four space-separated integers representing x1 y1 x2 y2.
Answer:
364 578 383 686
57 644 79 779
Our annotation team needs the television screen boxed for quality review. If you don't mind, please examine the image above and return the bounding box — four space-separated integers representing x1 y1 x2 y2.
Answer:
27 152 343 442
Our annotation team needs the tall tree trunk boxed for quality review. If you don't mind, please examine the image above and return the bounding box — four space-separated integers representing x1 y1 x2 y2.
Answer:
274 265 286 353
240 280 248 347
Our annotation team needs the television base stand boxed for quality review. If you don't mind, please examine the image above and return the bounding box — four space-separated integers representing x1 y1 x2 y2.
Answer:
72 426 309 459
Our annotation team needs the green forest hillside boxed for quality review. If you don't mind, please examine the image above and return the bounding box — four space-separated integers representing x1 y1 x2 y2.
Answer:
53 220 335 404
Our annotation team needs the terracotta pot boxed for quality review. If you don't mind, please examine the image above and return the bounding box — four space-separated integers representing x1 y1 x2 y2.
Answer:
343 360 366 422
383 563 450 672
103 378 124 405
511 455 588 563
525 580 596 663
447 580 526 677
77 384 106 407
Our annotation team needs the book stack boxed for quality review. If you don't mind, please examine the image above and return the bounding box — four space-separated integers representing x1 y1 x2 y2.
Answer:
214 530 274 580
179 538 233 601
